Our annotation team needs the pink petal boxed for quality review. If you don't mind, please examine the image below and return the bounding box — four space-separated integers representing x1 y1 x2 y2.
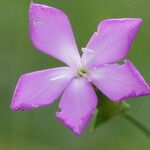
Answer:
56 78 98 136
29 2 81 69
10 67 74 110
89 60 150 101
82 18 142 69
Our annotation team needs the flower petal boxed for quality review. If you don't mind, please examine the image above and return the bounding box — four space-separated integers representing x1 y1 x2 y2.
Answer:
29 2 81 69
82 18 142 68
56 78 98 136
89 60 150 101
10 67 74 110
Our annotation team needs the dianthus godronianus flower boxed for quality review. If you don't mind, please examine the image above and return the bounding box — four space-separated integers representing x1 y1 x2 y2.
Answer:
10 2 150 136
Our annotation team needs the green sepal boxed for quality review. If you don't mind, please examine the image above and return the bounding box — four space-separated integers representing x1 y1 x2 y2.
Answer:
91 89 130 130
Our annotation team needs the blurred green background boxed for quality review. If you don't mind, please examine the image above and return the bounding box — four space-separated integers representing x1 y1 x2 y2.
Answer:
0 0 150 149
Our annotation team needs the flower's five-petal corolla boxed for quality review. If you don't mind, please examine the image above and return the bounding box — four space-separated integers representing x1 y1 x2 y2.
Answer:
10 2 150 136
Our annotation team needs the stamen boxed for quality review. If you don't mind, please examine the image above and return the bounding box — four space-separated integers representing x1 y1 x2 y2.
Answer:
77 68 87 77
50 74 67 81
81 48 94 54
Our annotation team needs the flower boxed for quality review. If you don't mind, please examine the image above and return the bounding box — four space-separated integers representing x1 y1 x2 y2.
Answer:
10 2 150 136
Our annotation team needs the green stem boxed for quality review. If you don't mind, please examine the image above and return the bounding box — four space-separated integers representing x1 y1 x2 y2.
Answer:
123 113 150 138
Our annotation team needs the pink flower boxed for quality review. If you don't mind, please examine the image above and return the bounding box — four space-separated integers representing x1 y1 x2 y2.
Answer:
10 2 150 136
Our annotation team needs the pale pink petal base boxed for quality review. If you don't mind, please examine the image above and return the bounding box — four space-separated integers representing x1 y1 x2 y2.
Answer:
56 78 98 135
11 67 74 110
89 60 150 101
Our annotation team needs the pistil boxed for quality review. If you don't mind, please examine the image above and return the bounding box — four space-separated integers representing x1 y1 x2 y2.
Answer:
77 68 88 77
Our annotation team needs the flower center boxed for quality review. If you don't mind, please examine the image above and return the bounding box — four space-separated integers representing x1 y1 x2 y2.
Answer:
77 68 88 77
